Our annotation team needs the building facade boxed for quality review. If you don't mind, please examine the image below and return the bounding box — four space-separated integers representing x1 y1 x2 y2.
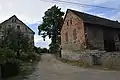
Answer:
61 9 120 52
0 15 35 46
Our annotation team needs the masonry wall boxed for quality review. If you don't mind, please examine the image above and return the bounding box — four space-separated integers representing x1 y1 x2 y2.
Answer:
61 10 86 52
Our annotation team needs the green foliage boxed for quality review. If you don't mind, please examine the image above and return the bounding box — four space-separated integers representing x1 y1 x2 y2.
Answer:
0 47 20 64
49 42 59 53
38 5 64 53
41 48 48 53
0 27 33 56
0 26 38 78
38 5 64 39
34 46 48 53
19 52 29 61
0 27 36 63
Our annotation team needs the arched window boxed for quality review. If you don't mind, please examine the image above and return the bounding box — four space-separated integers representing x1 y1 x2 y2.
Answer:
73 29 77 40
65 32 68 42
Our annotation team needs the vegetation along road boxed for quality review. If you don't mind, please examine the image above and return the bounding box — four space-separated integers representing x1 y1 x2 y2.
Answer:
20 54 120 80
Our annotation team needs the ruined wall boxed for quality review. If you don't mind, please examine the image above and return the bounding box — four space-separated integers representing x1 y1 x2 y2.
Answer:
61 10 86 52
85 24 104 50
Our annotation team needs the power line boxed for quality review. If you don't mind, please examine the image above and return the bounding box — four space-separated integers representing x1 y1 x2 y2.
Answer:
40 0 120 11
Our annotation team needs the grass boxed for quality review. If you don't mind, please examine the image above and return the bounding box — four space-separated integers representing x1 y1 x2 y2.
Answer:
58 58 120 71
58 58 91 68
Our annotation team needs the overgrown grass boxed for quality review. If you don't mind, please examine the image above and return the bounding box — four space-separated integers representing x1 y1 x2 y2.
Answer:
58 58 120 71
58 58 91 68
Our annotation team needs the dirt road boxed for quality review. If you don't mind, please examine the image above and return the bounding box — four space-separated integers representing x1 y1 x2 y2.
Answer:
25 54 120 80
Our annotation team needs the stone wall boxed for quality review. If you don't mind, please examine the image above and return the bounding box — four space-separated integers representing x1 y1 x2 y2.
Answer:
61 50 105 65
101 52 120 68
61 50 120 68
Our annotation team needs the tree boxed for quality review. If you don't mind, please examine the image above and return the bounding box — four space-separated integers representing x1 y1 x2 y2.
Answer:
34 47 49 54
0 27 32 56
38 5 64 53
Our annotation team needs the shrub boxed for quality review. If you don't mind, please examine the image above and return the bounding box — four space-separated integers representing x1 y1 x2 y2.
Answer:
0 47 18 64
19 52 29 61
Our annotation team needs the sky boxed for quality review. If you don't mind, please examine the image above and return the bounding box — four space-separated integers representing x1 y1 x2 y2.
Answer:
0 0 120 48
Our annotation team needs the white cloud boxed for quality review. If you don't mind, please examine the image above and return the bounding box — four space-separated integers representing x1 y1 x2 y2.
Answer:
0 0 111 24
110 12 120 21
34 35 51 48
0 0 54 24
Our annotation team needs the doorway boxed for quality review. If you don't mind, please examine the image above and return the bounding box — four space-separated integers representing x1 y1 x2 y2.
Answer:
103 29 116 52
104 40 116 52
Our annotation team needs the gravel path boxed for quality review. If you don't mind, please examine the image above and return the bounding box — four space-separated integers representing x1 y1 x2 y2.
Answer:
25 54 120 80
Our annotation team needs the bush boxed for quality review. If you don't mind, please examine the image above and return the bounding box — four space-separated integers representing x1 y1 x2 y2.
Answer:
0 47 18 64
19 52 29 61
26 52 40 61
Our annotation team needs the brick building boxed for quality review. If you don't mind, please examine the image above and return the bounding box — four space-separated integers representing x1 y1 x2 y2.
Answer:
0 15 35 46
61 9 120 52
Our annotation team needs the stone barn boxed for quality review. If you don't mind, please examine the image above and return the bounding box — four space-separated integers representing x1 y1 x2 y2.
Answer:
61 9 120 53
61 9 120 65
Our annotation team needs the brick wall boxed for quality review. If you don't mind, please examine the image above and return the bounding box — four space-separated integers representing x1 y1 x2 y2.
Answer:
61 10 86 51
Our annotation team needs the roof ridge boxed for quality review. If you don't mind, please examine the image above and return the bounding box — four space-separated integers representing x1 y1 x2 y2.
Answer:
68 9 119 23
0 15 18 24
0 15 35 34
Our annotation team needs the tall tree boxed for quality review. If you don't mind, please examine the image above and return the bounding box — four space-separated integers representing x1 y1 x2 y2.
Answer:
38 5 64 53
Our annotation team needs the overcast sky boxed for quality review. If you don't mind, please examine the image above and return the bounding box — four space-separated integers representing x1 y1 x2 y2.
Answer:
0 0 120 48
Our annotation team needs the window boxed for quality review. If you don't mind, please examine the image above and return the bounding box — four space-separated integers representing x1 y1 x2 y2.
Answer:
25 27 27 31
65 32 68 42
73 29 77 40
70 19 72 25
67 21 69 26
17 25 20 30
12 19 16 22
